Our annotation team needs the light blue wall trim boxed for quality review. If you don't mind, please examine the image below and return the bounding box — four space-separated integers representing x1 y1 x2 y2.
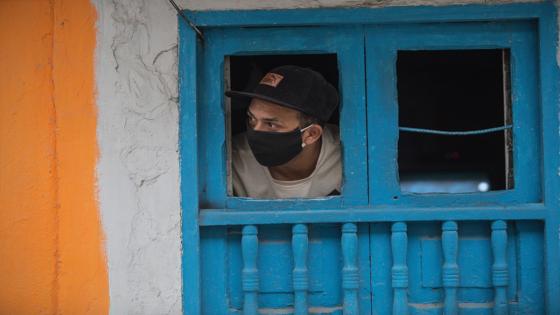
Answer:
537 6 560 313
441 221 459 315
199 205 548 226
179 18 202 315
291 224 309 315
185 3 550 27
391 222 409 315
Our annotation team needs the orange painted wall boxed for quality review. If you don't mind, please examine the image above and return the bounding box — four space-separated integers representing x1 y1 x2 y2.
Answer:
0 1 58 313
0 1 108 314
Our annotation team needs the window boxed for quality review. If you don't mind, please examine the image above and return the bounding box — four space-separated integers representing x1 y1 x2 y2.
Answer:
397 49 513 194
181 10 546 209
193 26 368 209
366 22 541 206
225 54 341 197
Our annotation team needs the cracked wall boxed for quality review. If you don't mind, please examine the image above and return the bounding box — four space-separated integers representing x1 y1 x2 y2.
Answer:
95 0 181 314
94 0 558 314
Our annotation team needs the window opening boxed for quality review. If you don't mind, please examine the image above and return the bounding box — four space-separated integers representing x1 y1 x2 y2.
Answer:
225 54 341 197
397 49 513 194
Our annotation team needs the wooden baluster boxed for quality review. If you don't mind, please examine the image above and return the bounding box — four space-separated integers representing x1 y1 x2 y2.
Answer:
391 222 409 315
442 221 459 315
242 225 259 315
342 223 359 315
292 224 309 315
491 220 508 315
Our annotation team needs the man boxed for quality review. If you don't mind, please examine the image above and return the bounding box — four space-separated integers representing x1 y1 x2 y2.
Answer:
225 65 341 199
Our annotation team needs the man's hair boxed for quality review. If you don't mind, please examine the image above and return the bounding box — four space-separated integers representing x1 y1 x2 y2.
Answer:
298 112 325 128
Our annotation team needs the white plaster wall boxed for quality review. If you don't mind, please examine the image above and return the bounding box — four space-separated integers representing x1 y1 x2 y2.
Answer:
94 0 558 314
95 0 181 314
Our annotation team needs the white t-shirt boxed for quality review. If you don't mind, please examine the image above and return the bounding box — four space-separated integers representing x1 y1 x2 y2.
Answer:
232 124 342 199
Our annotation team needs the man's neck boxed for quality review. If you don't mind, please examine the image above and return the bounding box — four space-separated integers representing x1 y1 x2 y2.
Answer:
268 138 322 181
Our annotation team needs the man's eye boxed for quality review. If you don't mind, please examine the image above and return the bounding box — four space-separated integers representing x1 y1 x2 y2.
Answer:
267 122 277 128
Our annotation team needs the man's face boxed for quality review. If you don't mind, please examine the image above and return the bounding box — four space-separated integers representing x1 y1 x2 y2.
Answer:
246 98 301 132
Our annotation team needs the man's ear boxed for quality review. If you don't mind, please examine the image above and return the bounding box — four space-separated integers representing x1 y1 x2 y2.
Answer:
302 125 323 146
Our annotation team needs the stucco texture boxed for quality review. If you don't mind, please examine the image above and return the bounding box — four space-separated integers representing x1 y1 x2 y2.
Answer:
95 0 182 314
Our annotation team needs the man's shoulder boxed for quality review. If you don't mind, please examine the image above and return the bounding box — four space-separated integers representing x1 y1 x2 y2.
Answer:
322 124 341 157
232 132 249 151
232 132 256 168
323 123 340 144
231 132 270 197
312 123 342 195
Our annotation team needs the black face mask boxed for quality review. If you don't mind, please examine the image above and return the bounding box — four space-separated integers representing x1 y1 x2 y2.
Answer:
246 125 312 167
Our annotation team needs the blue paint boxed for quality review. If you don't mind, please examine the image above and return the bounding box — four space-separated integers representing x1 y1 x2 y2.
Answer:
442 221 459 315
196 26 367 209
370 223 393 315
307 224 343 309
341 223 359 315
538 6 560 314
491 221 509 315
366 20 541 206
292 224 309 315
200 227 228 313
227 227 244 310
199 205 547 226
242 225 259 315
178 18 202 315
516 221 545 315
407 222 441 304
178 2 560 314
185 3 549 27
357 223 372 315
257 226 293 306
391 222 409 315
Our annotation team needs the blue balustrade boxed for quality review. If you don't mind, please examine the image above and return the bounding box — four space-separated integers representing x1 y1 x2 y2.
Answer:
342 223 359 315
491 220 509 315
392 222 409 315
242 225 259 315
292 224 309 315
236 220 513 315
442 221 459 315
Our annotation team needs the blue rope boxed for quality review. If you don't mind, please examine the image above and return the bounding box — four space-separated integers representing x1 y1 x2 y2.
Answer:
399 125 512 136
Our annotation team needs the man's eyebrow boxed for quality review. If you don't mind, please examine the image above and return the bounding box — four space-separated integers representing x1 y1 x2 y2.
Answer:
246 110 280 122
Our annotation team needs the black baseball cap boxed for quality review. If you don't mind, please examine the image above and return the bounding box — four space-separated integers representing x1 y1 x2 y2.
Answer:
225 65 339 122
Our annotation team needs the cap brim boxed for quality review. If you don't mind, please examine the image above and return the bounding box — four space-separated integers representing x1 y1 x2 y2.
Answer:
225 90 305 114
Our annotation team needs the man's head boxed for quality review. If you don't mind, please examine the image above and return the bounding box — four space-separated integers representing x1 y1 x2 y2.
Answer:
226 65 339 167
246 98 323 148
226 65 338 122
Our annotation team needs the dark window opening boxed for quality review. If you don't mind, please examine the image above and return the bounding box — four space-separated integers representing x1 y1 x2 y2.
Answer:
397 49 513 194
225 54 340 197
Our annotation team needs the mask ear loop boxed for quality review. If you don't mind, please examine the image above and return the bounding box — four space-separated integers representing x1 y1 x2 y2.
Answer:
300 124 314 148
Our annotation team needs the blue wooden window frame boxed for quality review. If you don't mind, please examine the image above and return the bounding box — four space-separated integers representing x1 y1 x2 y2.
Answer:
179 3 560 314
367 21 541 207
198 27 368 210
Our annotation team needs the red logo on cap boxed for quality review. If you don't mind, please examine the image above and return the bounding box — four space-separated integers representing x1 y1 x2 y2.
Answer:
259 73 284 87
